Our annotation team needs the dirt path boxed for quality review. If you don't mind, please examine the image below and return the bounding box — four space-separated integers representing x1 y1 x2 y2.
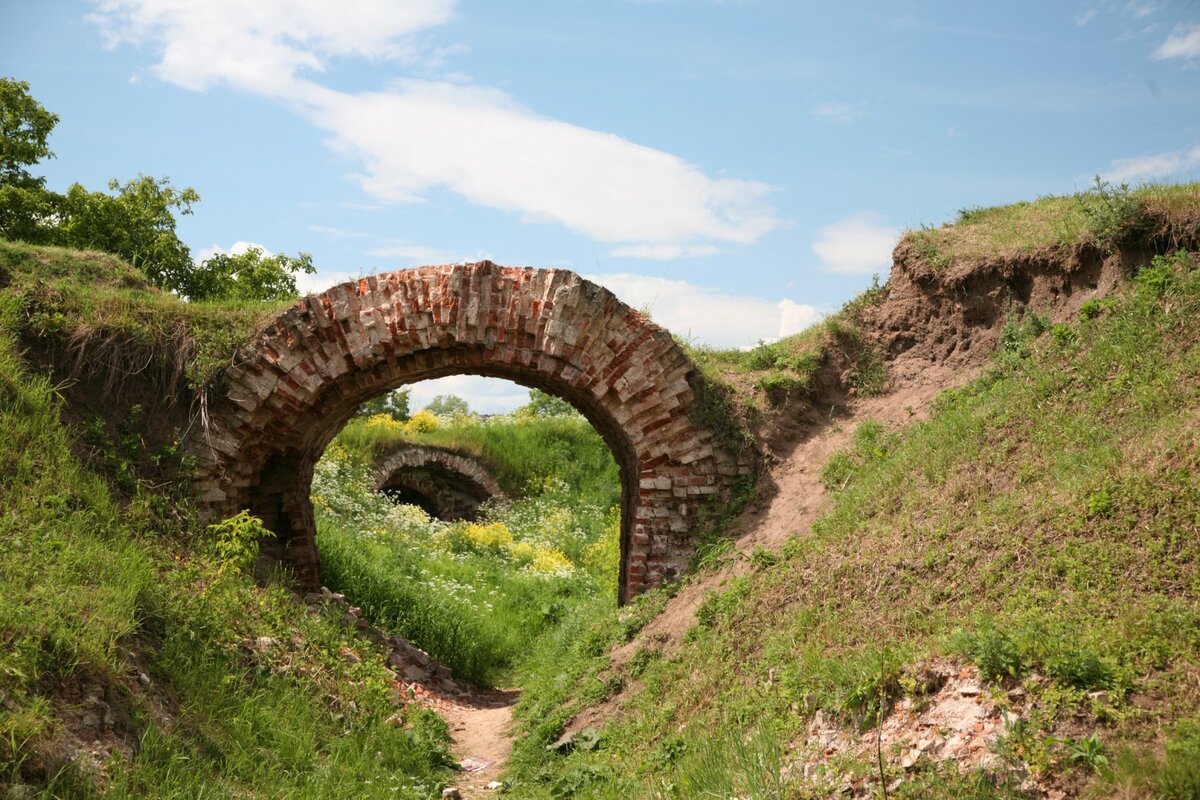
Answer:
565 356 976 736
434 688 518 797
390 674 517 797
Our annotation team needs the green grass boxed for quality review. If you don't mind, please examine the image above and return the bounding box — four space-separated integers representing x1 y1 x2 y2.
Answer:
336 411 620 506
0 256 456 797
500 249 1200 797
314 415 622 686
905 181 1200 270
0 237 285 390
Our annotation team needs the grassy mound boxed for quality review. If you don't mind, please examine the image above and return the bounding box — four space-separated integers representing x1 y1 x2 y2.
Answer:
0 241 458 797
905 181 1200 270
502 248 1200 798
313 411 622 687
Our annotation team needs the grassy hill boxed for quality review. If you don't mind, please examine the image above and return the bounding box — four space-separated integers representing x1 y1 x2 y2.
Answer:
0 242 460 797
496 186 1200 799
2 181 1200 798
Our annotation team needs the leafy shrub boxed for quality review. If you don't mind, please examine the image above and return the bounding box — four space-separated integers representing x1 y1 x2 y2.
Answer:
1045 645 1114 690
953 625 1023 681
1050 322 1076 347
206 510 274 575
1078 176 1145 251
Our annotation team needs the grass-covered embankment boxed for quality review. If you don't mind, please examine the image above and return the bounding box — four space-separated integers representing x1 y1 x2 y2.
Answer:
0 240 459 797
500 247 1200 798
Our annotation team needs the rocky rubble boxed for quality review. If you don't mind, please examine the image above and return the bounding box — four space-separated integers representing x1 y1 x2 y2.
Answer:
783 659 1070 799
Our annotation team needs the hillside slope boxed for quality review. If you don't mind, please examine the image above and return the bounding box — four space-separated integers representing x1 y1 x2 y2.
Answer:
502 186 1200 799
0 242 464 798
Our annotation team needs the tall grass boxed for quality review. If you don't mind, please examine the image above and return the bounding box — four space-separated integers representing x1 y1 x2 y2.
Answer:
314 412 622 687
0 284 455 796
337 410 620 505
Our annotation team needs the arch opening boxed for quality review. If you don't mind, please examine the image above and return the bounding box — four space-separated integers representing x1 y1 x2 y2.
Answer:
190 262 754 603
373 441 509 522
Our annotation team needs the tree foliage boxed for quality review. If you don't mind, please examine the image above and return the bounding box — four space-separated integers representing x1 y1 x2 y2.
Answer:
0 77 61 243
178 245 316 301
424 394 471 417
56 176 199 291
520 388 579 417
0 77 57 189
0 77 313 302
356 388 412 421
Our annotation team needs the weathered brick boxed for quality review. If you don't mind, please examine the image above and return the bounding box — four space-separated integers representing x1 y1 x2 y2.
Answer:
186 261 756 604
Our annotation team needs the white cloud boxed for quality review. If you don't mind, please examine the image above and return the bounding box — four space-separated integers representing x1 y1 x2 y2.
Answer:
811 213 899 276
407 375 531 415
195 239 273 262
586 273 826 349
1099 144 1200 183
1153 23 1200 60
304 80 779 245
88 0 781 251
813 102 863 123
308 225 365 240
1126 1 1158 20
609 244 719 260
89 0 456 92
295 269 361 296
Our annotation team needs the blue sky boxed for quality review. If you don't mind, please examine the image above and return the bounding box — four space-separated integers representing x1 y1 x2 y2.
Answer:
3 1 1200 411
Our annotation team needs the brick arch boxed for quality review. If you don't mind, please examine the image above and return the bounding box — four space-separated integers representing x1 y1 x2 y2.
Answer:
189 261 753 602
374 445 506 521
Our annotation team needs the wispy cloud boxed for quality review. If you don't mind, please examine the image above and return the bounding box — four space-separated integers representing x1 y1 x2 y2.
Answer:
587 273 825 348
1126 1 1158 20
813 101 863 123
811 213 899 276
1099 144 1200 183
1153 22 1200 60
308 225 365 240
195 239 272 262
88 0 782 252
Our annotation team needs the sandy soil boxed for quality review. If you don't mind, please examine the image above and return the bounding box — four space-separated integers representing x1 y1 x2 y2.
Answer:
408 683 518 797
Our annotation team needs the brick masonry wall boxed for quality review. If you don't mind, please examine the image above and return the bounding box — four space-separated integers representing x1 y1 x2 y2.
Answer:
374 445 505 521
187 261 755 602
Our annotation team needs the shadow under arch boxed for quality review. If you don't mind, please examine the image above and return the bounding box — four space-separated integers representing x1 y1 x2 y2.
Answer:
189 262 753 602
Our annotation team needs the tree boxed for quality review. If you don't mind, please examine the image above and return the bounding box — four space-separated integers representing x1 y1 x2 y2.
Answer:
0 77 61 242
56 175 199 292
519 388 578 417
1 79 310 303
424 394 471 417
0 77 57 189
356 388 411 421
179 246 316 302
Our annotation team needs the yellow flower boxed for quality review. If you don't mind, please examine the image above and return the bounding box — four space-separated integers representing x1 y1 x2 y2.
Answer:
464 522 514 552
529 546 574 575
404 409 440 433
